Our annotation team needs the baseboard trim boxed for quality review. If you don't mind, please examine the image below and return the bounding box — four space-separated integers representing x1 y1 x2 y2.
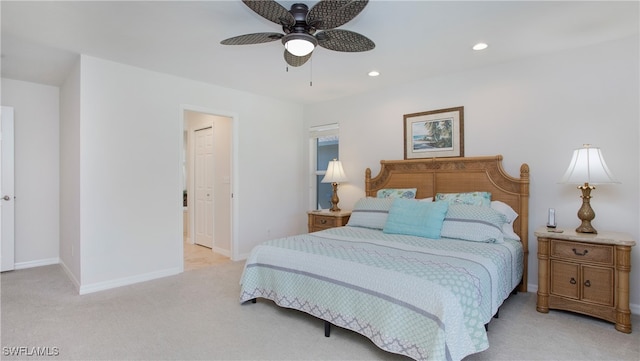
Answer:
234 252 250 261
14 257 60 270
212 245 230 258
78 267 182 295
59 260 81 292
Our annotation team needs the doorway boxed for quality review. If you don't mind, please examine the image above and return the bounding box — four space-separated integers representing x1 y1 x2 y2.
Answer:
182 109 233 270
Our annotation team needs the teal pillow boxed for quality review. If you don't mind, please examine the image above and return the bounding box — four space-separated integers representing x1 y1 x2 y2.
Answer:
383 198 449 239
377 188 417 199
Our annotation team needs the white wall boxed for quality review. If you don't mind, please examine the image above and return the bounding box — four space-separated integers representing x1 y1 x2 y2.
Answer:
73 55 304 293
1 78 60 269
59 59 81 286
305 36 640 310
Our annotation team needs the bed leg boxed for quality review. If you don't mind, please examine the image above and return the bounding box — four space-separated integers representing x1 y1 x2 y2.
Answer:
324 321 331 337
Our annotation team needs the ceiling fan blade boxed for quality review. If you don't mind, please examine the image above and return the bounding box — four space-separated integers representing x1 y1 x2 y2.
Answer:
221 32 283 45
284 50 312 67
316 29 375 52
307 0 368 30
242 0 294 27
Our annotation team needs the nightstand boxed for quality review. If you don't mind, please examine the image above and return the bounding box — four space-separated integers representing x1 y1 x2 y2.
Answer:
307 210 351 233
535 227 636 333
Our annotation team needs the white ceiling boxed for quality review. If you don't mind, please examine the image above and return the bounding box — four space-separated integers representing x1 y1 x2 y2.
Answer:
2 1 638 105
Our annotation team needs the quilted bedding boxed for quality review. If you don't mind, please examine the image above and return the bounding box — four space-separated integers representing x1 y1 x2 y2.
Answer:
239 226 523 361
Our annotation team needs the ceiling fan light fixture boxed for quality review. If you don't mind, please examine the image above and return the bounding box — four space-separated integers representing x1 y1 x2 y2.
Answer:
283 33 317 57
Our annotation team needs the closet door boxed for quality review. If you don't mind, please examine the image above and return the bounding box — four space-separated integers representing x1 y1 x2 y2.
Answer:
194 126 214 248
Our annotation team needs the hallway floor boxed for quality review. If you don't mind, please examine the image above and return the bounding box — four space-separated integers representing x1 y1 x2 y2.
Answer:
183 240 230 271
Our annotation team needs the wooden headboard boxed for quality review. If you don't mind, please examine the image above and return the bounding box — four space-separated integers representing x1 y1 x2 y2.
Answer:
365 155 530 292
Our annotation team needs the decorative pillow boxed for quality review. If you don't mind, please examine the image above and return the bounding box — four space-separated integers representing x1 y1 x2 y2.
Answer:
377 188 417 199
383 198 449 239
347 197 395 230
491 201 520 240
441 204 507 243
435 191 491 207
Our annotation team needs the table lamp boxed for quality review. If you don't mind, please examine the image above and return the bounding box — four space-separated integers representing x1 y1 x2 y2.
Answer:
559 144 619 233
321 159 348 212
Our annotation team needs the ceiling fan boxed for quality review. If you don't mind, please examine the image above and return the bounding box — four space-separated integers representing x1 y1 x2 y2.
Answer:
221 0 375 67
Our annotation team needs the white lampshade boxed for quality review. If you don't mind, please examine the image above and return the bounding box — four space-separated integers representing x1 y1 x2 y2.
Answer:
283 33 317 57
321 159 348 184
559 144 619 184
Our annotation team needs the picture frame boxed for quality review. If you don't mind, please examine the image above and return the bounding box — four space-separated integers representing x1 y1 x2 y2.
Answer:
403 106 464 159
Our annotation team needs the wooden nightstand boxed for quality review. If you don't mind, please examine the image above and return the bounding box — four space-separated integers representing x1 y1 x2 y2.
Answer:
535 227 636 333
307 210 351 233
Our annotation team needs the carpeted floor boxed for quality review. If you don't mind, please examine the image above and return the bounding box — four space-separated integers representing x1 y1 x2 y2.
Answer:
1 262 638 360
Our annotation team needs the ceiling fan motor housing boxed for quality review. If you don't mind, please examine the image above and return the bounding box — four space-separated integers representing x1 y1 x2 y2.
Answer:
283 3 316 35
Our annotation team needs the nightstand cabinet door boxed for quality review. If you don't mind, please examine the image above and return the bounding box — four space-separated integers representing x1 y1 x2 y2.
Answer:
550 260 579 299
582 265 614 306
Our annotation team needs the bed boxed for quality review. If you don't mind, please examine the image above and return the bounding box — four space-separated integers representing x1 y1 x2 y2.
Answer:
240 156 529 361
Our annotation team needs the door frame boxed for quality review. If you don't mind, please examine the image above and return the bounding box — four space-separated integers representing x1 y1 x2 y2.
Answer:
179 105 238 262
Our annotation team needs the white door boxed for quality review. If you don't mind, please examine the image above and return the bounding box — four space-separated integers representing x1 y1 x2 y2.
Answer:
194 126 214 248
1 106 15 272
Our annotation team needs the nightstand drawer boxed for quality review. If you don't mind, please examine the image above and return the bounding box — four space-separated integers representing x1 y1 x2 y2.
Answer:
551 240 613 265
312 215 338 228
307 211 351 233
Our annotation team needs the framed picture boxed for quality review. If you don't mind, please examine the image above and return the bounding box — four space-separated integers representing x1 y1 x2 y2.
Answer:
403 106 464 159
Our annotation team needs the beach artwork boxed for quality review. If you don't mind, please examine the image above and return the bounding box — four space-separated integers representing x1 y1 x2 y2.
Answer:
403 106 463 159
411 118 453 152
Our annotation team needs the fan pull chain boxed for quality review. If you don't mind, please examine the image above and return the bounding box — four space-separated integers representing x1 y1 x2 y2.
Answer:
309 57 313 87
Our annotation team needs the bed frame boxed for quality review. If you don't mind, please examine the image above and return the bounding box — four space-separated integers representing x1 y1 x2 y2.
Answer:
364 155 530 292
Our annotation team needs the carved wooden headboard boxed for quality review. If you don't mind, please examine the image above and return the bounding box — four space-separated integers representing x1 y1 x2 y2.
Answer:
365 155 530 292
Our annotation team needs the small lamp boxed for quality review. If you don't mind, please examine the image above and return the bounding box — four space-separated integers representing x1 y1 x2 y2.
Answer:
559 144 619 234
321 159 348 212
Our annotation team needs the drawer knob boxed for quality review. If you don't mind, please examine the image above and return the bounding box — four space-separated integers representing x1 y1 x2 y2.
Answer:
569 277 577 285
320 219 327 224
584 280 591 287
572 248 588 256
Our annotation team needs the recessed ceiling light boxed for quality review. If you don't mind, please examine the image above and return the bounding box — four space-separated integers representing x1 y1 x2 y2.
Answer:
473 43 488 51
368 70 380 77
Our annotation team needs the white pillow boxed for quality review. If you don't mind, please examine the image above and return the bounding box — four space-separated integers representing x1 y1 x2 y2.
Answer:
347 197 395 230
491 201 520 240
441 204 507 243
